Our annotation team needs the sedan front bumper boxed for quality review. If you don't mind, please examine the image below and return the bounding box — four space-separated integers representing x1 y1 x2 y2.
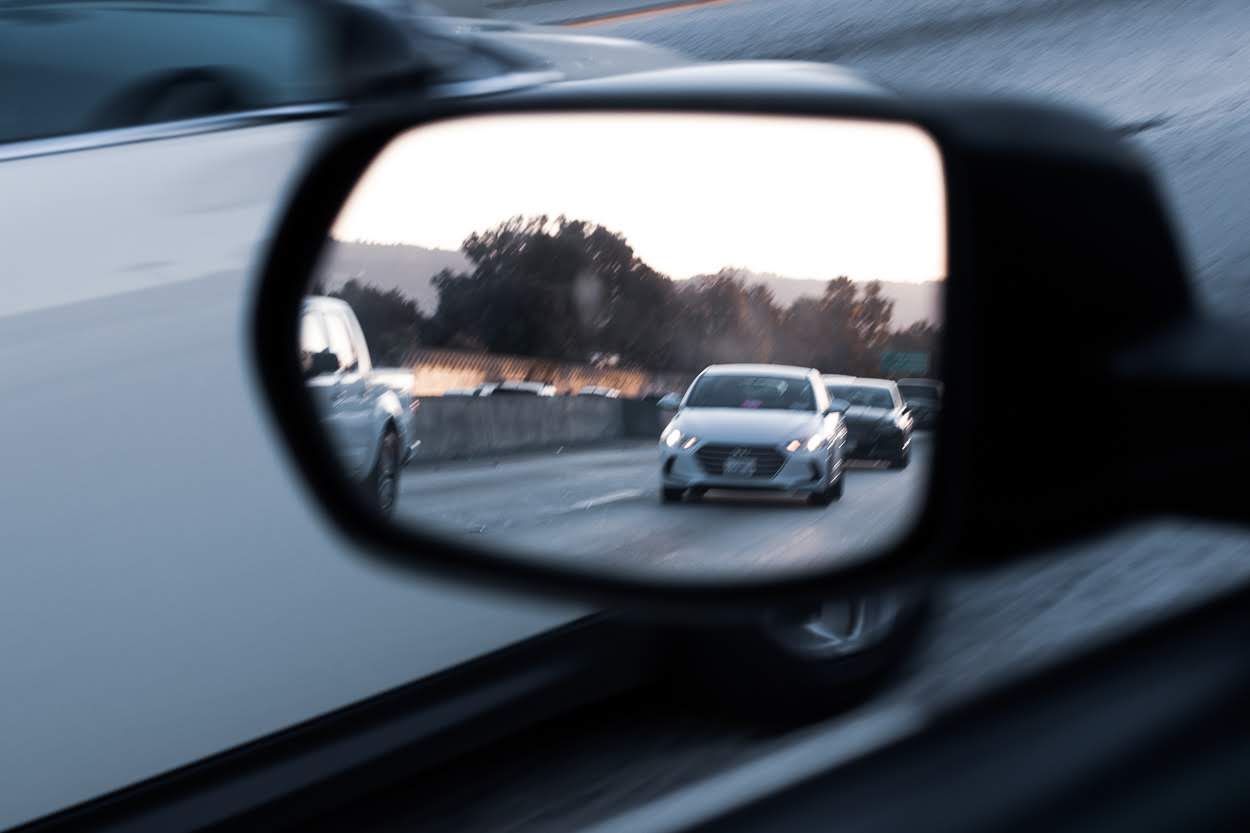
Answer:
661 442 837 492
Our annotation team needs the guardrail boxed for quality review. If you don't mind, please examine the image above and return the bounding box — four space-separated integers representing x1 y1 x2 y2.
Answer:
410 395 672 462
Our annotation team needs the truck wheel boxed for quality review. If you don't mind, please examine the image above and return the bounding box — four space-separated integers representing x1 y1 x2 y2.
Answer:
365 429 400 517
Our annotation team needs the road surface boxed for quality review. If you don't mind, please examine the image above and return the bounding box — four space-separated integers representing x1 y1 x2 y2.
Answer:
398 438 931 577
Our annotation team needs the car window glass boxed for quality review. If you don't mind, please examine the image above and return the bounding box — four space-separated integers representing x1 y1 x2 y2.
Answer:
899 384 938 401
322 312 358 370
686 375 816 411
827 385 895 409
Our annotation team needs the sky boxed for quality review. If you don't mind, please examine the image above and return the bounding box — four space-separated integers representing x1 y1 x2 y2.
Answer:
332 112 947 284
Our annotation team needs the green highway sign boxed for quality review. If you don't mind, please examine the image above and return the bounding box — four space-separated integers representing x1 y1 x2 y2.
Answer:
880 351 929 375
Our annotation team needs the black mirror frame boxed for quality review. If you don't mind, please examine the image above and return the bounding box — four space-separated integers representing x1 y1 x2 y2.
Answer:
251 72 1228 617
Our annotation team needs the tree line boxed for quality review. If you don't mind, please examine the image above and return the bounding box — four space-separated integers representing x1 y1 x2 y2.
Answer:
320 215 941 378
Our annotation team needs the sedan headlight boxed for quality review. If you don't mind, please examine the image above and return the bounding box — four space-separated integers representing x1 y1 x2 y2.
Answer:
786 433 829 453
681 435 699 449
663 427 682 447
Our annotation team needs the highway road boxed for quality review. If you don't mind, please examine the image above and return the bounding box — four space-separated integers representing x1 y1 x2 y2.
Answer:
398 437 931 577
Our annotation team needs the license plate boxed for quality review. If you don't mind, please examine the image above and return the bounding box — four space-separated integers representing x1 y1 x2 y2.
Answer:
724 455 757 476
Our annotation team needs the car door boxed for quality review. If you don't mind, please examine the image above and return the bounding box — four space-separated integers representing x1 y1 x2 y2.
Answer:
320 306 377 478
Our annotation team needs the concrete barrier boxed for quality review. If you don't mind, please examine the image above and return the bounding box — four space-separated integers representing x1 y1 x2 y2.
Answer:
410 395 635 462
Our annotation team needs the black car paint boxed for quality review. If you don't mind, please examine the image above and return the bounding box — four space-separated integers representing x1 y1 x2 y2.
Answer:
839 405 912 462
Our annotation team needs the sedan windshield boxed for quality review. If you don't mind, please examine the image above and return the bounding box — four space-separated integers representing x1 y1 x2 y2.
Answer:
686 375 816 411
826 385 895 409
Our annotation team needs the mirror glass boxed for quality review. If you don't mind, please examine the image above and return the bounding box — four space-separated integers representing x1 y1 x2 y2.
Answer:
298 112 946 580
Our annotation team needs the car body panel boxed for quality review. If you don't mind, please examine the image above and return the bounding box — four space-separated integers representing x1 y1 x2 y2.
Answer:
0 42 699 833
823 376 914 461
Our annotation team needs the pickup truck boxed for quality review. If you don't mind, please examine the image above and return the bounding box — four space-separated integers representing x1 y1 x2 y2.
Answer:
300 296 420 515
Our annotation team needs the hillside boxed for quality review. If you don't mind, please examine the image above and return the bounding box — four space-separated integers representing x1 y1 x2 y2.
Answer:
317 240 469 311
321 241 942 327
685 270 942 329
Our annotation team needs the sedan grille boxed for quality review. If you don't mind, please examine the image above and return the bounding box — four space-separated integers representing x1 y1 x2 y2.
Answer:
695 444 786 479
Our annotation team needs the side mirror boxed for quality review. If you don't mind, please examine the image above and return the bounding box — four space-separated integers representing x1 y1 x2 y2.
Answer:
304 350 340 378
827 397 851 415
657 393 682 410
252 75 1204 613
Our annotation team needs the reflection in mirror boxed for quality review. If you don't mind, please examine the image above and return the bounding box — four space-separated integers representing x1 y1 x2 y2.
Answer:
300 112 946 580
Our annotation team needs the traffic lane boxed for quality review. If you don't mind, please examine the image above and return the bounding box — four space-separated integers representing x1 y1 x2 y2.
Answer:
395 436 932 576
600 0 1250 318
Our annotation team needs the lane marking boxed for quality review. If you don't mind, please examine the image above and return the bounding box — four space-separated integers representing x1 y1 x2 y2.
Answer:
566 488 647 511
559 0 735 27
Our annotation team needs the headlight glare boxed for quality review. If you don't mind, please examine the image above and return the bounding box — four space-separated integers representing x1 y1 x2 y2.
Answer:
682 436 698 449
664 428 681 447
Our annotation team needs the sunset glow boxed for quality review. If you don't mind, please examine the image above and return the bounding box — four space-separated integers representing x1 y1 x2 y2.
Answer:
332 112 947 284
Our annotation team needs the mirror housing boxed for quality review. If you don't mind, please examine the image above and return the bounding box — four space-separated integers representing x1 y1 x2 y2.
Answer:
657 392 682 411
252 67 1237 614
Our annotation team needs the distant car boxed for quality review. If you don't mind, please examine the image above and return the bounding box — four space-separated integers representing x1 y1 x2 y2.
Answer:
897 378 943 430
823 375 914 468
576 385 622 398
475 380 556 397
659 364 847 506
300 297 420 515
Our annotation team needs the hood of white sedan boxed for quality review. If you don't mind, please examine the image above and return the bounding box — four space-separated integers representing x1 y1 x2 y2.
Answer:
672 408 823 445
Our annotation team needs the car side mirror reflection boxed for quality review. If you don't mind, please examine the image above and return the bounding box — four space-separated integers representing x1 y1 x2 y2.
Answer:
260 107 948 595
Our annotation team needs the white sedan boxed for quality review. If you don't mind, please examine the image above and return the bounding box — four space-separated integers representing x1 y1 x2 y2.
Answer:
658 364 849 506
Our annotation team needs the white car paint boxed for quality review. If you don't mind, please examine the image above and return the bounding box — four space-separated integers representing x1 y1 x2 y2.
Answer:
660 364 847 496
302 296 419 480
0 120 581 829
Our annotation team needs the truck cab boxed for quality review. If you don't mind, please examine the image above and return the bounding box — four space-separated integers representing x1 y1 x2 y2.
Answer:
299 296 419 514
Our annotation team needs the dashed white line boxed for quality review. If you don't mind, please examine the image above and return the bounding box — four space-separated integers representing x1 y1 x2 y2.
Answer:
566 488 648 511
